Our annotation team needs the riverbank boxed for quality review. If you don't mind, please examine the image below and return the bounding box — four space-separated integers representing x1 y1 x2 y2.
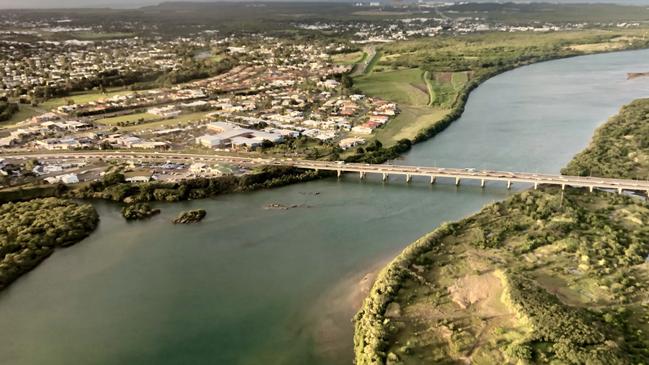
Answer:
354 99 649 364
351 29 649 160
355 188 649 364
562 98 649 180
0 198 99 290
0 166 332 204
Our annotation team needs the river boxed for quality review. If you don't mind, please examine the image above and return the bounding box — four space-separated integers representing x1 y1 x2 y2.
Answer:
1 49 649 365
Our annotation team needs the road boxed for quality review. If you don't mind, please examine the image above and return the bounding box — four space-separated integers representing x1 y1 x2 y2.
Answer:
5 151 649 194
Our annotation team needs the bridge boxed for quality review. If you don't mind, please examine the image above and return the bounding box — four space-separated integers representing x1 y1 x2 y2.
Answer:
5 151 649 194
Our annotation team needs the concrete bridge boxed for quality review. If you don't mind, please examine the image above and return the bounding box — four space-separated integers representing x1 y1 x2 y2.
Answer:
5 151 649 194
291 160 649 194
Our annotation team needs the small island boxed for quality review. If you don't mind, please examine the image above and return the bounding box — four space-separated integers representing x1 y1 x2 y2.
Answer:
172 209 206 224
121 203 161 220
627 72 649 80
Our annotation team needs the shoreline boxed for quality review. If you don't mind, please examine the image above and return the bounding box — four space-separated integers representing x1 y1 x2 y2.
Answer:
353 96 649 364
308 252 399 364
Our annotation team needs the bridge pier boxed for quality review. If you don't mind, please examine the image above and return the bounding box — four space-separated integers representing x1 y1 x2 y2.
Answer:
455 177 461 186
406 174 412 183
430 176 436 184
534 182 538 190
506 180 512 190
561 184 565 191
589 186 594 193
618 187 623 194
337 170 341 178
382 173 389 182
359 171 366 180
480 179 485 188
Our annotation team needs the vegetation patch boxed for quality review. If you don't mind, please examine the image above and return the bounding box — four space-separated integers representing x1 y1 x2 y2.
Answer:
0 198 99 290
0 101 19 122
332 51 366 65
121 202 161 220
172 209 206 224
354 68 430 107
354 188 649 365
562 98 649 179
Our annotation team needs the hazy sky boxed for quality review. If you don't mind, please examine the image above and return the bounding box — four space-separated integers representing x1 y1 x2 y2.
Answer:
2 0 649 10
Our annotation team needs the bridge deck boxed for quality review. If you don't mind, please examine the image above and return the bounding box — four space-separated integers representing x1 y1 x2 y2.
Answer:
5 151 649 193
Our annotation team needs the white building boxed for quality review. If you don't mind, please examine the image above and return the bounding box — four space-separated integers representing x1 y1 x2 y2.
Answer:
45 173 79 184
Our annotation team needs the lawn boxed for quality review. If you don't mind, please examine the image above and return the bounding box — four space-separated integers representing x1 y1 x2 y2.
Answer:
40 89 135 111
429 71 470 108
354 68 429 106
95 112 159 126
354 68 456 145
374 105 450 145
364 50 382 74
0 105 42 127
67 31 134 40
119 111 212 131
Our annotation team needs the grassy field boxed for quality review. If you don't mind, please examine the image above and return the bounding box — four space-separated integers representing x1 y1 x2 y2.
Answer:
444 2 649 24
377 29 649 73
354 68 470 144
68 31 134 40
332 51 366 65
95 112 159 126
119 111 212 131
39 89 135 111
354 68 454 144
373 105 449 145
0 105 41 127
429 71 470 108
349 28 649 148
355 68 429 106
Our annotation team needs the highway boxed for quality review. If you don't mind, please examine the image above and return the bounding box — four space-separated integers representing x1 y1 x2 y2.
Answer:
5 151 649 194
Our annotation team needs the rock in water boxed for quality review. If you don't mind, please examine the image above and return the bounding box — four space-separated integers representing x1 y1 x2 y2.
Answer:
122 203 161 220
172 209 206 224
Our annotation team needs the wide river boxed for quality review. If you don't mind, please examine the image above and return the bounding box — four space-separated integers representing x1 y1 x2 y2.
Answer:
2 50 649 365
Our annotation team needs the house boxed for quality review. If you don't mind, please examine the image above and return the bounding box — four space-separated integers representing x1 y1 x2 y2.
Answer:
32 112 61 123
45 173 79 184
131 141 169 150
125 175 151 183
230 136 262 148
196 134 227 148
352 125 374 135
33 164 63 175
180 100 209 110
368 115 390 125
189 163 223 176
35 138 81 150
339 137 366 150
0 137 16 147
148 105 181 118
318 79 340 89
118 136 142 148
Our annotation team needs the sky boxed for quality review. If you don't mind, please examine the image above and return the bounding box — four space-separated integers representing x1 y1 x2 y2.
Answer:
2 0 649 10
